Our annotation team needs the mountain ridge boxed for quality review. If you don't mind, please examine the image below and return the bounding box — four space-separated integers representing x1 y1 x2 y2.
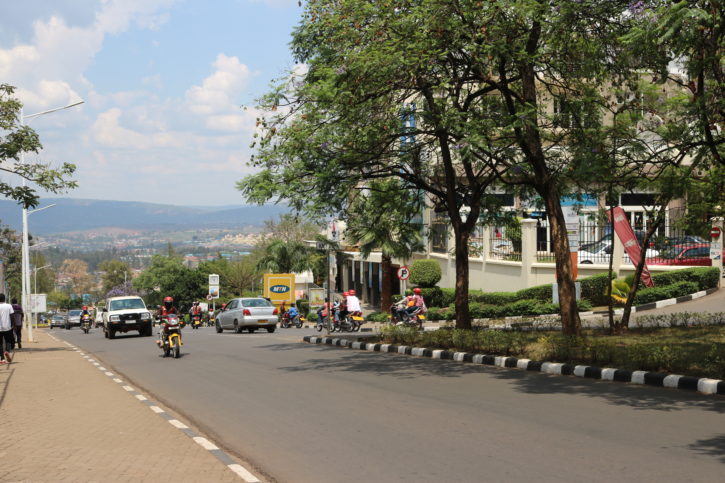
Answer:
0 198 289 234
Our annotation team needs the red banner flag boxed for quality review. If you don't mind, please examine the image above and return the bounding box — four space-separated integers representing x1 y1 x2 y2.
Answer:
609 207 654 287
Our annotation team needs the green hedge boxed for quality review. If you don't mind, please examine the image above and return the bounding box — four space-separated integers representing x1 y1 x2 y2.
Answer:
410 259 442 287
426 299 592 321
515 283 553 302
633 281 700 305
405 287 444 308
579 272 614 306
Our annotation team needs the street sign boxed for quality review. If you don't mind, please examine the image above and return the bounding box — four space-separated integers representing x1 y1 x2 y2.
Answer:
710 242 722 260
206 294 213 301
397 266 410 281
208 285 220 299
711 226 722 239
209 274 220 285
316 241 326 250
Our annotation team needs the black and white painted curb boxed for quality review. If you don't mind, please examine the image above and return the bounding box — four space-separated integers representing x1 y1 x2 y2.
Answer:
47 334 261 482
303 335 725 397
589 287 720 316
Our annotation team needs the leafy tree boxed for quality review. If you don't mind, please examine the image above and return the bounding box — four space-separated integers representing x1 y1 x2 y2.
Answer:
262 213 321 244
240 0 662 333
0 84 77 208
99 259 131 294
30 251 55 294
224 258 262 297
0 225 23 298
132 255 205 309
344 179 424 310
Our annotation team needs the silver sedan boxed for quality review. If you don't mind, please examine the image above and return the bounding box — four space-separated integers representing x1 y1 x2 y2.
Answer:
215 298 277 334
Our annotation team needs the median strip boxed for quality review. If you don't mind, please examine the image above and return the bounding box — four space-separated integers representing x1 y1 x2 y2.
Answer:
303 335 725 396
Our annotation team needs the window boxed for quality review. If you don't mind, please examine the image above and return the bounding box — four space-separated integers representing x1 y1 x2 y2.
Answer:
430 212 448 253
242 299 273 308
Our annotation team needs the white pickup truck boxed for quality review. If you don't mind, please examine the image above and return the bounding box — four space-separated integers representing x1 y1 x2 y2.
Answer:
102 296 153 339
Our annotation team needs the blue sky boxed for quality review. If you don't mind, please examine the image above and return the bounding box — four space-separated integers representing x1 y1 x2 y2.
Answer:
0 0 302 206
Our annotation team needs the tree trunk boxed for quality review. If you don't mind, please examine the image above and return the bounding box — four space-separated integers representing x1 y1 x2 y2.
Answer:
380 253 392 312
607 205 616 333
542 192 581 336
452 221 472 330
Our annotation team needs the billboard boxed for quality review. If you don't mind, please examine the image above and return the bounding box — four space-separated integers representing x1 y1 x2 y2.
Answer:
263 273 295 307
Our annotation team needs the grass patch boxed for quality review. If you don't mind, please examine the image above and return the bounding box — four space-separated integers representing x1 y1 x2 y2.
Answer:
378 312 725 379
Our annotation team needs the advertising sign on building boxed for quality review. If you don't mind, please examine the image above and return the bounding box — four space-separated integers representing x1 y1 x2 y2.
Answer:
263 273 296 307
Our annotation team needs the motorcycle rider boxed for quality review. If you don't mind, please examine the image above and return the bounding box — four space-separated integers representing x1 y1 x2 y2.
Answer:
346 289 361 315
287 303 299 325
335 292 349 326
189 301 202 325
317 298 330 324
157 296 178 346
80 305 92 328
405 288 426 318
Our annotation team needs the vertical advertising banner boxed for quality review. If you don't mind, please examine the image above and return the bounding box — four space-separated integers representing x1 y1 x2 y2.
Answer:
263 273 296 308
609 207 654 287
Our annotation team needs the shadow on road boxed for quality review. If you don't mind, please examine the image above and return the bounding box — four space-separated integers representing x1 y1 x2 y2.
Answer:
286 344 725 413
689 435 725 463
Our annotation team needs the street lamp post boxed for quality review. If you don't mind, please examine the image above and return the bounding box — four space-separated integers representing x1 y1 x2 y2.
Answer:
20 100 83 343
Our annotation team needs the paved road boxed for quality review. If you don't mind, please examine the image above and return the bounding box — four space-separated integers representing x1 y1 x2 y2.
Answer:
54 324 725 483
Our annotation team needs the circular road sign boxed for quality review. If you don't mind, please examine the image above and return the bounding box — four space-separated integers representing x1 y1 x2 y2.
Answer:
206 294 213 301
397 266 410 281
711 226 722 239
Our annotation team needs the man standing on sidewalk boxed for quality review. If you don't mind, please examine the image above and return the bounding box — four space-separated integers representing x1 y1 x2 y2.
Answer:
0 293 15 364
11 298 23 349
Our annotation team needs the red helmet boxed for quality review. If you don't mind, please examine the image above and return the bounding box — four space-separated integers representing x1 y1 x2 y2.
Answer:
82 305 88 310
413 288 421 295
343 291 349 297
349 289 356 296
164 296 173 303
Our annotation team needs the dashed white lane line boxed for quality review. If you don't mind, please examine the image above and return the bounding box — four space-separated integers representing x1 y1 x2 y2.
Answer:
122 385 134 392
104 371 114 376
168 419 188 429
228 464 262 483
135 394 148 401
98 366 106 371
150 405 165 414
112 378 123 383
193 437 218 450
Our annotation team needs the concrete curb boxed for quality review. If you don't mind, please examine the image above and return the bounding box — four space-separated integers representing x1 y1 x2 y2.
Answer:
302 335 725 397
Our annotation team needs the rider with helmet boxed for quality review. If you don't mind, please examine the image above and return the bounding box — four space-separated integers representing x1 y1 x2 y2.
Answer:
407 288 426 316
157 296 178 346
346 289 361 314
80 305 91 318
189 301 202 324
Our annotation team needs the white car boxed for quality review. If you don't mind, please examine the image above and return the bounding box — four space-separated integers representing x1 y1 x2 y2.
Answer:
215 297 277 334
579 239 659 264
102 296 153 339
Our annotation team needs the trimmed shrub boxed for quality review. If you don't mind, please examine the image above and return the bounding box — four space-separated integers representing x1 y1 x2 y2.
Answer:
633 280 699 305
686 267 720 291
579 272 615 306
440 288 456 306
365 311 391 322
470 291 520 305
296 299 309 317
409 259 442 288
425 307 448 321
516 283 553 302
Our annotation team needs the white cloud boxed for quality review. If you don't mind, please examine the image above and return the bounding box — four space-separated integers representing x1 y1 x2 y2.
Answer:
185 54 254 115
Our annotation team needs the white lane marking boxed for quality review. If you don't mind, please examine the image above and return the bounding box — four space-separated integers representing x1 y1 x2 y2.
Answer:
135 394 148 401
93 362 100 366
122 385 134 392
227 464 261 483
88 359 96 363
98 367 106 371
168 419 188 429
193 436 218 450
113 378 123 383
150 406 164 414
104 372 114 376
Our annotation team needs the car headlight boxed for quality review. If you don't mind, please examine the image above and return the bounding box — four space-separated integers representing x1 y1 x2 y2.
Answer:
110 315 120 322
140 312 151 320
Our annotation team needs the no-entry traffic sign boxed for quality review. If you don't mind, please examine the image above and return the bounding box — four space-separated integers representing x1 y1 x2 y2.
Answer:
711 226 722 239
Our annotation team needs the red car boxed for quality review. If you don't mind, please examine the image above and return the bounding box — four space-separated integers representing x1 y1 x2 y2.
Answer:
648 243 712 266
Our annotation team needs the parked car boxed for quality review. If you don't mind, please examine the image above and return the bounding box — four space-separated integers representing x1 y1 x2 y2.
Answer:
50 314 66 329
65 309 83 329
578 240 612 264
215 297 277 334
648 243 712 266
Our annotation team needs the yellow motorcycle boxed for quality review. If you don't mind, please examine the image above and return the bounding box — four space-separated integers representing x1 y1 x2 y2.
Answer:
158 314 183 359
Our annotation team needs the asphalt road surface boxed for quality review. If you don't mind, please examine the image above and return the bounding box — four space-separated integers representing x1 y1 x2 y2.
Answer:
55 323 725 483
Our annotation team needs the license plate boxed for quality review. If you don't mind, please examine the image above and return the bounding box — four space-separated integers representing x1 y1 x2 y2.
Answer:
418 315 426 320
125 320 136 324
258 319 268 324
352 316 363 321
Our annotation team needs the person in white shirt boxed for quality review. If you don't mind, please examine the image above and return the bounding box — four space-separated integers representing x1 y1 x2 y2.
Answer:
0 293 15 364
346 289 362 314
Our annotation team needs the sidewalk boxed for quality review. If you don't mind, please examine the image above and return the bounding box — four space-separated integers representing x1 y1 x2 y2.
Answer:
0 330 242 482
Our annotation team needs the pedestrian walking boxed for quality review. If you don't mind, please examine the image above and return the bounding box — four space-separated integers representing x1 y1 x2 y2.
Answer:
0 293 15 364
11 298 24 349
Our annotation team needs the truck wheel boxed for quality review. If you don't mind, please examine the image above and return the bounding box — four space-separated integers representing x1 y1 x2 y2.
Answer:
266 327 275 333
109 329 115 339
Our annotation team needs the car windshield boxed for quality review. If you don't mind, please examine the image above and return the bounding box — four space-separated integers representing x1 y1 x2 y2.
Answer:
110 298 146 311
69 310 82 316
241 299 273 308
585 241 609 254
53 316 64 321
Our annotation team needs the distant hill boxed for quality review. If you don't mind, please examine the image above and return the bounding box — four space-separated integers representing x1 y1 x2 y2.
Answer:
0 198 289 234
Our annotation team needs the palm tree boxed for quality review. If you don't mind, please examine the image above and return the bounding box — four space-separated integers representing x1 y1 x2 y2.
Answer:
344 179 424 311
256 239 313 274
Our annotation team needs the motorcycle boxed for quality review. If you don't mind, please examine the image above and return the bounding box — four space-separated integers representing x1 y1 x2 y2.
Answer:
81 314 92 334
390 299 425 329
281 312 305 328
157 314 183 359
331 311 363 332
191 313 202 329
